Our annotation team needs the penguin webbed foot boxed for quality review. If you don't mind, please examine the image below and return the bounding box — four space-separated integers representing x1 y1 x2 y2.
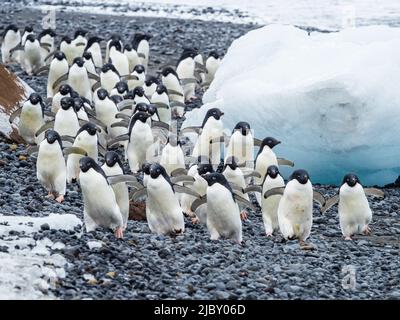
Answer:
240 210 248 221
55 194 65 203
114 227 124 239
344 236 353 241
362 225 371 235
299 240 315 250
45 192 55 200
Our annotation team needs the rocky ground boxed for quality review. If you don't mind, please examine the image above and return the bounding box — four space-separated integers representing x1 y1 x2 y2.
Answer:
0 3 399 300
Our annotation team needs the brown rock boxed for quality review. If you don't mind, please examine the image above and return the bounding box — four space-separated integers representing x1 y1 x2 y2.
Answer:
129 200 147 221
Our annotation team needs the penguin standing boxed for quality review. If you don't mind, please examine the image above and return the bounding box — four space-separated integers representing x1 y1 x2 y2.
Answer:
108 40 130 76
1 25 21 63
132 33 151 71
176 48 197 102
60 36 75 65
72 29 88 60
23 35 43 75
105 34 123 64
110 81 129 98
38 29 56 63
54 97 80 137
36 129 66 203
99 63 120 93
143 76 159 98
85 36 103 68
222 156 249 206
151 84 171 125
127 64 146 91
202 173 242 244
159 135 185 176
224 121 254 168
47 51 69 98
204 51 221 85
68 57 92 101
102 151 130 229
66 122 98 183
51 84 73 114
161 67 185 118
146 163 185 235
18 26 34 66
17 93 46 145
79 156 124 238
321 173 384 240
123 43 140 73
82 51 98 87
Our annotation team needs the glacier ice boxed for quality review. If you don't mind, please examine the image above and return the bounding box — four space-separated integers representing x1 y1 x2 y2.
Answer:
183 25 400 186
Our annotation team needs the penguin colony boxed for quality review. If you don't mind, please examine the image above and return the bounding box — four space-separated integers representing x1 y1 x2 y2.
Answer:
2 24 386 247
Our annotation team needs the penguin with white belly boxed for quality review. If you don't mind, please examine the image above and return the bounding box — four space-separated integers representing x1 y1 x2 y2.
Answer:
123 43 140 73
18 26 34 66
127 64 146 91
23 35 43 75
53 97 80 137
15 93 46 145
146 163 185 235
144 76 159 98
160 135 185 176
66 122 98 183
51 84 73 114
68 57 92 101
85 36 103 68
110 81 129 98
176 48 197 102
72 29 88 60
204 51 221 85
2 24 21 63
102 151 130 229
82 51 98 87
224 121 254 168
132 33 152 71
264 169 325 248
99 63 120 93
105 34 123 65
36 129 67 203
151 84 171 125
108 40 130 77
38 28 56 63
321 173 385 240
73 97 89 122
60 36 75 66
202 173 243 244
47 51 69 98
79 156 124 238
161 67 185 118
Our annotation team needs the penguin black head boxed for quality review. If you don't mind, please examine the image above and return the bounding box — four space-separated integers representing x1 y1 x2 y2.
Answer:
342 173 360 188
70 90 80 99
130 111 150 128
74 29 88 39
149 163 169 180
45 129 62 147
73 57 84 67
101 63 119 75
209 51 220 59
134 102 148 113
124 43 132 51
38 29 56 40
110 95 123 105
132 32 152 49
141 162 152 175
82 51 93 60
145 76 159 87
147 104 157 117
61 36 72 44
77 122 97 137
114 81 128 94
59 84 72 95
54 51 66 61
161 67 178 78
179 48 197 62
203 172 232 192
260 137 281 150
97 88 109 100
26 34 36 43
266 165 280 179
85 36 103 50
202 108 224 127
104 151 123 169
60 97 75 110
28 92 42 105
197 161 214 175
290 169 310 185
73 97 84 112
109 39 122 52
24 26 33 33
4 25 18 35
79 156 107 179
224 156 239 170
133 64 145 74
133 86 145 97
233 121 251 136
156 84 168 95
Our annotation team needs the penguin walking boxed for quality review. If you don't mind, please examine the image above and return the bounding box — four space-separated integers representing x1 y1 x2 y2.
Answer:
176 48 197 102
68 57 92 101
321 173 385 240
145 163 185 235
53 97 80 137
204 51 221 85
224 122 255 168
23 35 44 75
123 43 140 73
16 93 46 145
47 51 69 98
66 122 98 183
132 33 151 71
108 40 130 77
85 36 103 68
105 34 123 65
79 156 124 238
36 130 66 203
151 84 171 125
18 26 34 67
1 25 21 63
264 169 325 248
161 67 185 118
38 29 56 63
102 151 130 229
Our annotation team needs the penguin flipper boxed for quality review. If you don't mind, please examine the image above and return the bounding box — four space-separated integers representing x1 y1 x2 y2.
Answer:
230 182 244 194
364 188 385 199
52 73 69 90
180 126 202 135
243 171 262 179
243 185 263 194
27 145 40 156
111 121 128 128
107 174 138 185
168 90 184 97
87 72 100 81
85 117 108 131
121 74 139 81
170 100 186 108
107 134 129 148
171 175 195 184
63 146 87 156
277 158 295 167
117 99 135 110
75 42 86 47
233 194 257 212
130 187 147 201
151 102 169 109
191 196 207 212
253 138 263 147
209 135 226 145
91 81 101 91
170 167 188 177
45 97 53 105
126 181 144 190
263 187 285 199
9 44 24 54
60 135 75 144
195 62 208 73
97 143 106 157
115 112 130 120
33 65 50 75
180 78 198 86
44 110 55 118
173 185 200 198
9 106 22 123
35 121 54 137
313 191 326 207
321 195 339 214
44 50 56 62
40 43 52 51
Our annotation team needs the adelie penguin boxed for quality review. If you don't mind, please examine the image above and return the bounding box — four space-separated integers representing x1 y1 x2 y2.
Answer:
176 48 197 102
132 32 152 71
23 35 44 75
161 67 185 118
47 51 69 98
82 51 98 87
85 36 103 68
68 57 92 101
123 43 140 73
1 24 20 63
151 84 171 125
59 36 75 65
204 51 221 86
101 151 130 230
127 64 146 91
108 39 130 77
12 92 46 145
105 34 123 65
71 29 88 60
38 29 56 63
263 169 325 249
321 173 385 240
79 156 125 238
18 26 33 67
99 63 120 93
144 76 160 98
52 96 80 138
51 84 73 114
159 135 185 176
